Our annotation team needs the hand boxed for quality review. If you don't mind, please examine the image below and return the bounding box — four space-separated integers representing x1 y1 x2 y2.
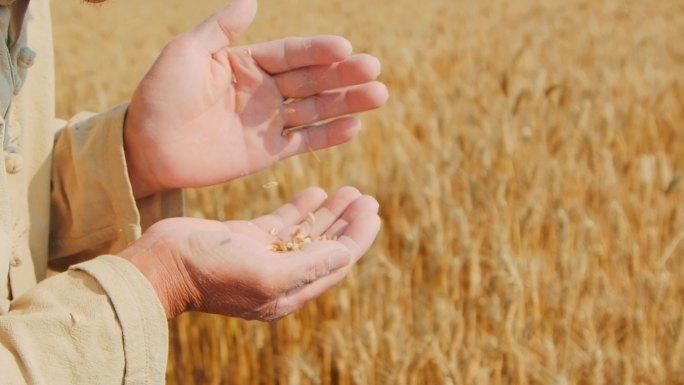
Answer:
124 0 388 198
119 187 381 320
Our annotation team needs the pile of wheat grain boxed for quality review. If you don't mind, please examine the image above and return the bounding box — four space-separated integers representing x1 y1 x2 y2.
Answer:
54 0 684 383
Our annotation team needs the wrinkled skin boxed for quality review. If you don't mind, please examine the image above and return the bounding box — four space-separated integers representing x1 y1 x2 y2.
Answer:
120 187 381 320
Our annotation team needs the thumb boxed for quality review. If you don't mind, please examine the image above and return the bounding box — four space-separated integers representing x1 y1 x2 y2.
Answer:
191 0 258 53
280 241 351 291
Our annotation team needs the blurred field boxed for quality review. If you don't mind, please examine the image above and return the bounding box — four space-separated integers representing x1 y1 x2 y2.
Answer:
53 0 684 384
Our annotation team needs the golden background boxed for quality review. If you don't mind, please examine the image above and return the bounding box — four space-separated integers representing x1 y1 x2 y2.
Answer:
54 0 684 383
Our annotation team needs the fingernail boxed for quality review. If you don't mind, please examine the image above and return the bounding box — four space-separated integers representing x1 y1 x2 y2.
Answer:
371 56 382 76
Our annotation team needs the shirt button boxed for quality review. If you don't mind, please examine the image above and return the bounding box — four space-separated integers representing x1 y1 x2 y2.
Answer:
17 46 36 69
4 151 23 174
10 257 21 267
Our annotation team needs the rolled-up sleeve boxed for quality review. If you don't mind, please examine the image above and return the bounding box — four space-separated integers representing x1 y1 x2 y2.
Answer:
49 104 183 264
0 255 168 384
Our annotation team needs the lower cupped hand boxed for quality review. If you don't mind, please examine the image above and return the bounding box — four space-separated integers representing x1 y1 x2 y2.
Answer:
119 187 381 320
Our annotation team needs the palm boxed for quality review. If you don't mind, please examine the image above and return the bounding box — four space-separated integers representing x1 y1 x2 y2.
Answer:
129 44 288 185
151 187 380 320
124 0 388 198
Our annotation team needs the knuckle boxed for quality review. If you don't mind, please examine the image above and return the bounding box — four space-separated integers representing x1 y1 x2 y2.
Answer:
307 265 318 284
303 37 315 55
302 71 315 95
259 299 289 322
306 261 326 284
259 301 280 321
283 37 300 67
303 125 314 148
166 33 194 54
313 96 326 120
284 36 300 47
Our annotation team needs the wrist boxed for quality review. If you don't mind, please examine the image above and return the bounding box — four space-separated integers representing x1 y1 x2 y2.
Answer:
123 107 162 199
118 235 189 319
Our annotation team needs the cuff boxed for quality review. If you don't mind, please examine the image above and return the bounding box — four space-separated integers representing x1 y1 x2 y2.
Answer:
50 104 184 262
72 255 168 385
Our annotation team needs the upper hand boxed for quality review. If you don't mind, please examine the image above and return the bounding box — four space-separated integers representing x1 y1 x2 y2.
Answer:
119 187 381 320
123 0 388 198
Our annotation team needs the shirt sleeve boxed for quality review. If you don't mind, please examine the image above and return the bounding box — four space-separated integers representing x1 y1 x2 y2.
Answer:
49 104 184 266
0 255 168 385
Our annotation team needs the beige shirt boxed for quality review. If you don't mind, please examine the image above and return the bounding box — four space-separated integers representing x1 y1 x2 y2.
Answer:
1 0 183 383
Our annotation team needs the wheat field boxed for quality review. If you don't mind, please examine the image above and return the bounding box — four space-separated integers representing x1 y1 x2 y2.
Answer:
53 0 684 384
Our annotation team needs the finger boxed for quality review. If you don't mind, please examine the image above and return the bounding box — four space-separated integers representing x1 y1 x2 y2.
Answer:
323 195 380 238
274 265 349 317
270 241 352 316
311 189 374 236
276 186 362 239
274 54 381 98
282 81 389 128
191 0 257 53
248 35 352 74
335 213 382 263
278 241 351 291
275 213 379 314
279 116 361 160
251 187 328 233
271 214 380 316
